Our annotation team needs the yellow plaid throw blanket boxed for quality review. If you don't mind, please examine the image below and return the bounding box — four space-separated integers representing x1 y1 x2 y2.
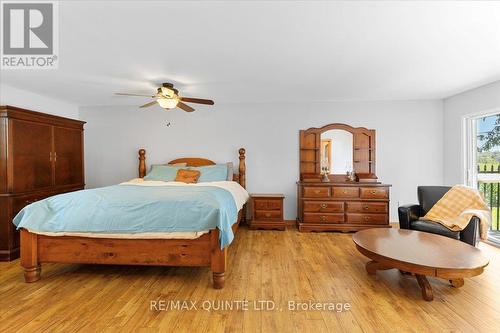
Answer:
422 185 491 240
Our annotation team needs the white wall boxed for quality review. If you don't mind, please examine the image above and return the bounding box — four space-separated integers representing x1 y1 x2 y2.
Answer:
80 100 444 221
0 83 79 119
444 80 500 185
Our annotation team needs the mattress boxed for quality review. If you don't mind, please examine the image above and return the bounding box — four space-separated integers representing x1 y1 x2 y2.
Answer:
14 179 249 247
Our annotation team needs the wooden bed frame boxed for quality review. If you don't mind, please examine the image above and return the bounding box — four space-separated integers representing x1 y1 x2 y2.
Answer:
20 148 247 289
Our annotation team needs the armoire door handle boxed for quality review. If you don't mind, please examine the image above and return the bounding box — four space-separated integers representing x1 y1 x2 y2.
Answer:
54 152 57 162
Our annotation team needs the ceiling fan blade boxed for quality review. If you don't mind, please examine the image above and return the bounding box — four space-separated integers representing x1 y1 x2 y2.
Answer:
177 102 195 112
115 93 155 97
179 97 214 105
139 101 158 108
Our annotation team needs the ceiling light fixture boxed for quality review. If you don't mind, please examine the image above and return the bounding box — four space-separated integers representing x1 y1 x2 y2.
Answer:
161 86 175 97
157 97 179 109
114 82 214 112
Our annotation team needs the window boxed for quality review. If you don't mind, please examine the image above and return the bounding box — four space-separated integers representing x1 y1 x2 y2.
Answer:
465 112 500 243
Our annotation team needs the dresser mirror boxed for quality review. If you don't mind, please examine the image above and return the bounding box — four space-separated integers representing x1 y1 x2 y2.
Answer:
300 123 377 182
320 129 353 174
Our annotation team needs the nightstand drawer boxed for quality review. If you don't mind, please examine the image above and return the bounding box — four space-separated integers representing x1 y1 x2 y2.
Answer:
267 200 282 210
359 187 388 199
303 213 344 223
255 210 281 220
254 199 282 211
332 187 359 198
303 187 330 198
303 201 344 213
254 200 268 210
346 213 387 225
346 202 388 213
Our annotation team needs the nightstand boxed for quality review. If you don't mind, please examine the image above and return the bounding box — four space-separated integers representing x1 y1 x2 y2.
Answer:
249 194 285 230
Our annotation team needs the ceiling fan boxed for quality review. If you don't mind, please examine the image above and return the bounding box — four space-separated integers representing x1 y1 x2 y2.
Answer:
114 82 214 112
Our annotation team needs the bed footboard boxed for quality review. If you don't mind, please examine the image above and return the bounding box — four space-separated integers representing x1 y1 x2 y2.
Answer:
19 211 242 288
20 229 226 288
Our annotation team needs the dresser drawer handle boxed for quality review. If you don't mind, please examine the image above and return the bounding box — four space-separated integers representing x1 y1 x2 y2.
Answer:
320 203 328 209
364 216 370 221
314 190 321 194
363 205 369 210
320 215 326 221
265 213 271 218
370 190 377 194
342 190 348 194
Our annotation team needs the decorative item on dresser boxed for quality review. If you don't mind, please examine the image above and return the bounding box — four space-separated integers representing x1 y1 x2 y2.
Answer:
297 123 391 232
249 194 285 230
0 105 85 261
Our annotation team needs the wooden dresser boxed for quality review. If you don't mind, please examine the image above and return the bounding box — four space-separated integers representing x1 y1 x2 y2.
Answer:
297 123 391 232
297 182 391 232
0 106 85 261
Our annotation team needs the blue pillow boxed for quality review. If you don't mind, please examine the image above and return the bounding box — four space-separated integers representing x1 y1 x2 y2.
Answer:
144 165 183 181
191 164 228 182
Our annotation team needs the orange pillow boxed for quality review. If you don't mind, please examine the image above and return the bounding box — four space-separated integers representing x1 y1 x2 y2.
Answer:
175 169 200 183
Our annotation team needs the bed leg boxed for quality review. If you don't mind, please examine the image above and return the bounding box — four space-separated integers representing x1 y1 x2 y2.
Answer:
210 230 226 289
20 229 41 283
24 265 41 283
213 272 225 289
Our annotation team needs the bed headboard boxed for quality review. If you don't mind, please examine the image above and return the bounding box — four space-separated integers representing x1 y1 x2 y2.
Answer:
138 148 246 189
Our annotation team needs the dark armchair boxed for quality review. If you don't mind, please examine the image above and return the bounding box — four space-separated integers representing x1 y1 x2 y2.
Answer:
398 186 479 246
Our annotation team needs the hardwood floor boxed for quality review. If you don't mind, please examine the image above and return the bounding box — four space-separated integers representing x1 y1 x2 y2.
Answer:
0 226 499 332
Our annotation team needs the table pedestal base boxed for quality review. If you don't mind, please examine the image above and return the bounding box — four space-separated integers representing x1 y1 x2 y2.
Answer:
450 278 464 288
415 274 433 301
364 260 465 302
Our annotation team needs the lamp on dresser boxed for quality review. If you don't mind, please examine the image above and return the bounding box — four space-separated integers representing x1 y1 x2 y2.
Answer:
297 123 391 232
0 106 85 261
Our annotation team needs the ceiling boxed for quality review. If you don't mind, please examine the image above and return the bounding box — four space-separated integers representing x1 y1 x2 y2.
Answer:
1 1 500 106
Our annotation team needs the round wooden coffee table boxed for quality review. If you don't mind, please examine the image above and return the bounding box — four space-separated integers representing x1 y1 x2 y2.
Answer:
353 228 489 301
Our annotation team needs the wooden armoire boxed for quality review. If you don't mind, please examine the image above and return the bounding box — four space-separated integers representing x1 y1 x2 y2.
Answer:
0 106 85 261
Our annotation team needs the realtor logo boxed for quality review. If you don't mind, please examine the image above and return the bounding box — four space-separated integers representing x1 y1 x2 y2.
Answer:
1 1 58 69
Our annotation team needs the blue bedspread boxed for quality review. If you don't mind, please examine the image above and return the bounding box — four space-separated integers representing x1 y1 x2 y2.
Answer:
13 184 238 248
